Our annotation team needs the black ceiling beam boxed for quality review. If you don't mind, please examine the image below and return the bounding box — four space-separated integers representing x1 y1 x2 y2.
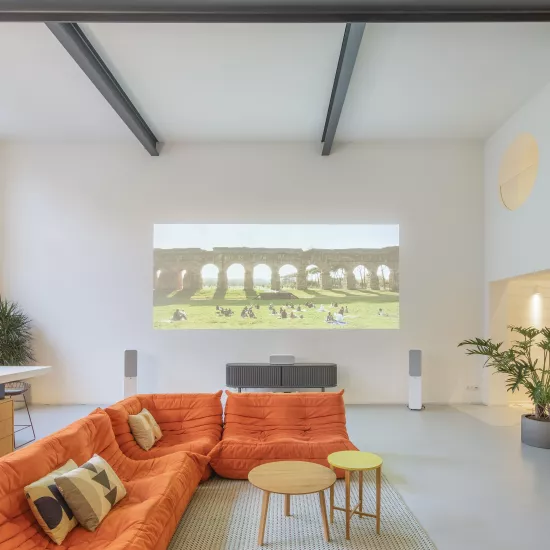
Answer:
47 22 159 156
3 1 550 22
321 23 365 156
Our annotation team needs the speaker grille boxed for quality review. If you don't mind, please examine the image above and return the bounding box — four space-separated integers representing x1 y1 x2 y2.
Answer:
226 365 281 388
409 350 422 377
124 350 138 378
281 365 337 388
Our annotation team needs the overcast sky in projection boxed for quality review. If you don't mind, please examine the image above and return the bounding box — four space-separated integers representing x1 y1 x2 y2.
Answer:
154 224 399 250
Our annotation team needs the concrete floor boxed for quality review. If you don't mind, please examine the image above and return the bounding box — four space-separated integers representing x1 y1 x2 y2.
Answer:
15 403 548 550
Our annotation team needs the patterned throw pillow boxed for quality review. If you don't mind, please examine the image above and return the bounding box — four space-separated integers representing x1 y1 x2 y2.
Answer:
25 460 79 544
128 408 163 450
55 455 127 532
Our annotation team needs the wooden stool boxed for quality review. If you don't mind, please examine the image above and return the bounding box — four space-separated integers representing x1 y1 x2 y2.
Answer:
327 451 383 540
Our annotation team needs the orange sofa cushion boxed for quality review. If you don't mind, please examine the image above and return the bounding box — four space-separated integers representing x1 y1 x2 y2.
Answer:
208 391 358 479
0 409 207 550
105 393 222 480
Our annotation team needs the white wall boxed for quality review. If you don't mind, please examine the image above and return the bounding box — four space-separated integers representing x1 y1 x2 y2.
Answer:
507 275 550 403
0 146 4 295
488 273 550 404
0 141 484 405
484 81 550 403
485 81 550 283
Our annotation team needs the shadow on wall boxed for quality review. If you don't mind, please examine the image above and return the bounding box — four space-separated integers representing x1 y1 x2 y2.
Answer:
134 352 161 396
27 328 62 405
489 269 550 404
154 288 397 306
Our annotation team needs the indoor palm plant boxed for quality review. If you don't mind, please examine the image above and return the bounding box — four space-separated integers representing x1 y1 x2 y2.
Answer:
459 325 550 449
0 296 35 366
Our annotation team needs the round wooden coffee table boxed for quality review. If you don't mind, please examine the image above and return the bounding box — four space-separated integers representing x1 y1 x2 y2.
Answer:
248 461 337 546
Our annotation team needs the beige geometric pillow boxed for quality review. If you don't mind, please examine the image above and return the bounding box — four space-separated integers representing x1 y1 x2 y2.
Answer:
55 455 127 532
25 460 79 545
128 408 162 451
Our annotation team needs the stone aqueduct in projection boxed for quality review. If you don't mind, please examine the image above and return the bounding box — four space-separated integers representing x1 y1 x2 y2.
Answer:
154 247 399 293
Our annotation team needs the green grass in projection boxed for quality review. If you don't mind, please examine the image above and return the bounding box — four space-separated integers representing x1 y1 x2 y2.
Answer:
153 287 399 329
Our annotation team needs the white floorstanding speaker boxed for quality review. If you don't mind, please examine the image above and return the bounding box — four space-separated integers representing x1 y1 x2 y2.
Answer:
408 349 423 410
124 350 138 398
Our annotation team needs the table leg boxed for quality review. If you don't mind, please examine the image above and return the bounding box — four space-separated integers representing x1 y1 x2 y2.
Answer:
345 470 351 540
376 466 382 534
284 494 291 517
359 470 363 514
329 465 335 523
258 490 270 546
319 490 330 542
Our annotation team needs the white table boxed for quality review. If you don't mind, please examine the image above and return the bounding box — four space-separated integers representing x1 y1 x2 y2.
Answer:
0 366 52 398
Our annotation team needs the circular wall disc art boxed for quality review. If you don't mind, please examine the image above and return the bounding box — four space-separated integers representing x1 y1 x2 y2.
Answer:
498 133 539 211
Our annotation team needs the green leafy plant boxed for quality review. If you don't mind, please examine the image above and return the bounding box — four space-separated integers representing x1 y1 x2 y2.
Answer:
0 296 35 366
459 325 550 420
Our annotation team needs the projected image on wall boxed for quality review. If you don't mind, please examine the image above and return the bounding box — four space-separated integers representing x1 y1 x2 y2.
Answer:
153 224 399 329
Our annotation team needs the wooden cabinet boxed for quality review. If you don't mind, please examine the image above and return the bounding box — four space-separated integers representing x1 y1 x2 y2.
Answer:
226 363 338 392
0 399 14 457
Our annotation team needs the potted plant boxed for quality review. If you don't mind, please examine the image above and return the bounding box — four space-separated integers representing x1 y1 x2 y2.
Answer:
0 296 35 366
459 325 550 449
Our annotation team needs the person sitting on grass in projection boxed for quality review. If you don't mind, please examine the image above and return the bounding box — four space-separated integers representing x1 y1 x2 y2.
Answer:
172 309 187 321
334 311 346 325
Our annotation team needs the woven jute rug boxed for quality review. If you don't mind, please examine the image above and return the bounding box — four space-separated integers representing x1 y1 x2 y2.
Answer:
168 471 437 550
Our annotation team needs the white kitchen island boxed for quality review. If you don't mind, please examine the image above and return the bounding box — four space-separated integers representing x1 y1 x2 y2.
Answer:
0 366 52 398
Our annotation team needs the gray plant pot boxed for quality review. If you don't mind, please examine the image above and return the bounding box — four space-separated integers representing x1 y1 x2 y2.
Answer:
521 414 550 449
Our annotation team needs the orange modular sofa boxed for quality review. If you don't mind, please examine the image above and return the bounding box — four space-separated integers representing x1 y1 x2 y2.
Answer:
208 390 358 479
0 409 208 550
105 392 223 480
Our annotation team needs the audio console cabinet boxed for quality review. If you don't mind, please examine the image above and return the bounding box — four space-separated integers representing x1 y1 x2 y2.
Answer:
0 399 14 457
226 363 337 392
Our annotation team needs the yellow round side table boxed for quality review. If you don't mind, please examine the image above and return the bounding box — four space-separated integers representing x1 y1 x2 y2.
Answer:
327 451 383 540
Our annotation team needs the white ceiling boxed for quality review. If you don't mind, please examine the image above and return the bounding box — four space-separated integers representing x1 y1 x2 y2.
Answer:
1 22 550 144
0 24 128 141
